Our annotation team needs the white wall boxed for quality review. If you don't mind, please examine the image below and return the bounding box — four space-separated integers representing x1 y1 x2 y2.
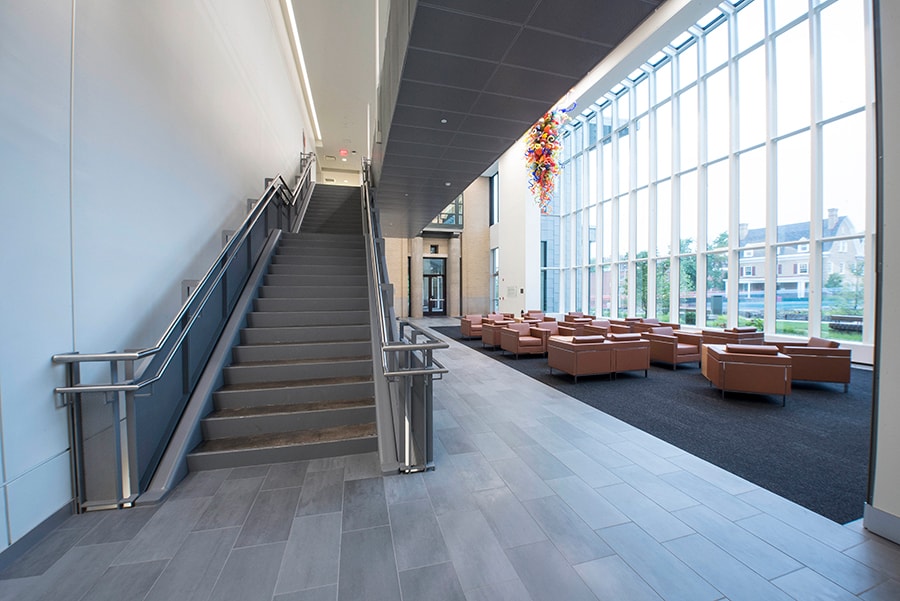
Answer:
496 138 543 315
867 0 900 542
0 0 312 550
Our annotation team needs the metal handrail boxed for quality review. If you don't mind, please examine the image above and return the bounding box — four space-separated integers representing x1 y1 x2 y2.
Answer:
52 153 315 511
52 154 315 384
361 160 446 472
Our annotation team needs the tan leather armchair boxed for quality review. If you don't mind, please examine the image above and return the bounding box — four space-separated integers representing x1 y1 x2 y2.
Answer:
561 318 611 336
605 333 651 377
768 336 852 392
548 335 613 382
631 318 682 334
481 318 513 349
702 343 792 405
460 314 484 339
641 326 703 370
500 322 550 358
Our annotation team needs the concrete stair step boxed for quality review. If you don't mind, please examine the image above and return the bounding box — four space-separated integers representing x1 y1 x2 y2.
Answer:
232 340 371 363
247 310 370 328
223 357 373 386
277 245 364 258
201 398 375 439
213 376 374 410
263 274 368 287
253 297 369 312
258 285 368 299
186 422 378 471
268 263 367 276
241 324 370 345
272 254 365 266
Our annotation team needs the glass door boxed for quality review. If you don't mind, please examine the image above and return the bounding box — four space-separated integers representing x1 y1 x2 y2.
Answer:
422 258 446 316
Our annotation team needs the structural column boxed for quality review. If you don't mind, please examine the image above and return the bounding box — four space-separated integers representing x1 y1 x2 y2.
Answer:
448 235 461 317
410 237 424 318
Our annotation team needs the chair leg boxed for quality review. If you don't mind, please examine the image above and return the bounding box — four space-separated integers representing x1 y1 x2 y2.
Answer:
844 383 849 393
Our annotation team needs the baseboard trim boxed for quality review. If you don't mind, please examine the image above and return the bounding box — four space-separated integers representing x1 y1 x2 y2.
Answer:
0 502 73 573
863 503 900 545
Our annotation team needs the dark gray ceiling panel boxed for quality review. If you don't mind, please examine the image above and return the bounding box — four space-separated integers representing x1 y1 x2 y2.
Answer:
409 5 521 61
373 0 670 237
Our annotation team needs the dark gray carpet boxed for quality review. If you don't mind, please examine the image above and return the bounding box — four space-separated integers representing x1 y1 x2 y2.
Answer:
433 325 873 524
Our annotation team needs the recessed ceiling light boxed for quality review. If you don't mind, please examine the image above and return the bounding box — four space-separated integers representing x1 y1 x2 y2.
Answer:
440 118 448 124
444 182 451 186
341 157 347 162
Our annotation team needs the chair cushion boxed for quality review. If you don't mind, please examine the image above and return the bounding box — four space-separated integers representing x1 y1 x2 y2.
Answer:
519 336 543 347
728 326 758 333
642 318 661 325
573 335 605 344
725 344 780 355
676 342 699 355
651 326 675 336
608 333 642 341
808 336 839 348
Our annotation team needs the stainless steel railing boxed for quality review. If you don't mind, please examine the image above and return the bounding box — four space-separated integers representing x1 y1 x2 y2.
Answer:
52 153 315 511
361 159 447 472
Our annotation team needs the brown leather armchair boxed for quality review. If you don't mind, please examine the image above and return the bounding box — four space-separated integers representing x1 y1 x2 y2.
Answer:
561 318 611 336
460 314 484 339
605 333 651 377
702 344 792 404
500 322 551 358
548 335 613 382
641 326 703 370
631 318 682 334
481 317 513 349
768 336 852 392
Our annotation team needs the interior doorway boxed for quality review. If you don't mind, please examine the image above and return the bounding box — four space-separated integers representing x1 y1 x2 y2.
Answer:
423 258 446 316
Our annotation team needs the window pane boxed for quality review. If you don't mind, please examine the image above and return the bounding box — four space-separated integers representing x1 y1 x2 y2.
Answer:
601 264 612 317
738 147 766 243
616 90 630 126
707 251 728 326
820 0 866 120
680 171 698 253
738 252 764 327
636 117 649 187
775 22 810 136
618 194 630 259
705 21 728 72
656 60 672 102
601 138 613 199
656 258 671 321
635 260 648 318
618 129 631 190
822 112 866 236
679 255 697 325
707 159 730 249
575 210 584 266
602 200 613 262
679 86 699 168
736 0 765 54
635 77 649 116
822 239 864 342
776 131 810 242
588 205 598 264
636 188 649 256
738 47 766 149
679 43 698 89
574 154 584 210
656 101 673 180
776 267 809 336
706 68 730 161
587 148 598 205
774 0 808 30
588 266 597 315
618 263 629 318
657 180 672 256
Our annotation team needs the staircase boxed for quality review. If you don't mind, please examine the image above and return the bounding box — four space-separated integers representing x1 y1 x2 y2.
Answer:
186 185 378 470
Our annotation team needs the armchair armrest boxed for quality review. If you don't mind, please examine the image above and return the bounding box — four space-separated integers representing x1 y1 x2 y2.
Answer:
674 331 703 345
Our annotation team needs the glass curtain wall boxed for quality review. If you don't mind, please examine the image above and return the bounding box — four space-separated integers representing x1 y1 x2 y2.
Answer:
550 0 871 342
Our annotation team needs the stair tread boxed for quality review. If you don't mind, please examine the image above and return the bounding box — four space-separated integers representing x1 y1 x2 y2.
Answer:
190 422 377 455
207 398 375 420
217 374 373 393
236 339 371 348
228 355 372 368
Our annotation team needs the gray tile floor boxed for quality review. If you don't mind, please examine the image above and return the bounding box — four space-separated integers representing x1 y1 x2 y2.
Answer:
2 316 899 601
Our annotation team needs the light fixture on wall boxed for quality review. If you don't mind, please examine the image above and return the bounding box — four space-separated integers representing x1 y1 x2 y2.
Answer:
283 0 323 142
